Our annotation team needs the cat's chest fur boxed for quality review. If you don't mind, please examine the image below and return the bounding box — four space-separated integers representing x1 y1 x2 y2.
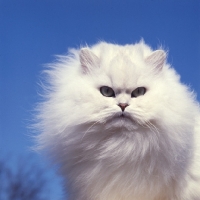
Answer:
65 125 191 200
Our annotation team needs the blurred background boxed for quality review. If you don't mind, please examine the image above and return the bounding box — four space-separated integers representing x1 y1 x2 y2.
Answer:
0 0 200 199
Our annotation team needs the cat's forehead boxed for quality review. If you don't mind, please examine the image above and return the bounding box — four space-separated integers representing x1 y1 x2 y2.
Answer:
103 53 144 89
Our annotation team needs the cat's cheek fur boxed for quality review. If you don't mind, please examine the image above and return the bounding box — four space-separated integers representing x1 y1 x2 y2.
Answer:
35 41 200 200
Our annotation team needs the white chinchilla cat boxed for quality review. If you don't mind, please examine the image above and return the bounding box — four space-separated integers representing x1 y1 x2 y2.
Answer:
35 41 200 200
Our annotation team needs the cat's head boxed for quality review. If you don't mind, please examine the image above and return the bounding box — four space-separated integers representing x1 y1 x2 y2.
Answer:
73 42 168 132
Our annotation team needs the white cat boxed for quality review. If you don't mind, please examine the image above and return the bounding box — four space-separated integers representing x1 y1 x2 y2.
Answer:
35 41 200 200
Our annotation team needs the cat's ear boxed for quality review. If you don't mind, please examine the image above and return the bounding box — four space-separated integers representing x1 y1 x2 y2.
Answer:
79 48 100 73
145 50 166 73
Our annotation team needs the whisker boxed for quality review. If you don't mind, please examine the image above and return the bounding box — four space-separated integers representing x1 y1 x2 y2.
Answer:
81 110 116 140
145 120 160 135
81 119 103 141
134 115 160 135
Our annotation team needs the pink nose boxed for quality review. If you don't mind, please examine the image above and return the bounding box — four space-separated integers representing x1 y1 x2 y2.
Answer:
118 103 129 112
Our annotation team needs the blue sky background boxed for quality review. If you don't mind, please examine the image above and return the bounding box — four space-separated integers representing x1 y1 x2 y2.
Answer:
0 0 200 199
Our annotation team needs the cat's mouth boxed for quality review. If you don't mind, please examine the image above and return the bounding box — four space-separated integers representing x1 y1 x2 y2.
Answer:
113 112 133 121
120 112 131 118
104 112 139 130
103 111 137 126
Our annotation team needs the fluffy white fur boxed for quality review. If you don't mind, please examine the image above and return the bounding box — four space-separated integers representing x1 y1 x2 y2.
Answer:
35 41 200 200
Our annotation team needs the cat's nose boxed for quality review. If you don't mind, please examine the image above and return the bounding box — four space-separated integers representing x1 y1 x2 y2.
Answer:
118 103 129 112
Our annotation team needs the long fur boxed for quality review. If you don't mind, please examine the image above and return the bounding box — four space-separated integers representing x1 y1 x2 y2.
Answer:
35 41 200 200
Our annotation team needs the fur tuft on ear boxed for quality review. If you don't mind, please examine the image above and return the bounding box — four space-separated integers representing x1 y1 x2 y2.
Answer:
79 48 100 73
145 50 166 72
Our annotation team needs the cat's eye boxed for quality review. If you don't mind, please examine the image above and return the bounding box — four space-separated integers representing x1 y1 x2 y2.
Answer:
131 87 146 98
100 86 115 97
